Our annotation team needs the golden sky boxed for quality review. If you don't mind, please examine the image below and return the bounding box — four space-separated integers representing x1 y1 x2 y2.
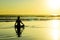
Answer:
0 0 60 16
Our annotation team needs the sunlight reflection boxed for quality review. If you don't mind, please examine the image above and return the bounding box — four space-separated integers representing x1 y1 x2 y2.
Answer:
51 20 59 29
52 29 59 40
51 20 59 40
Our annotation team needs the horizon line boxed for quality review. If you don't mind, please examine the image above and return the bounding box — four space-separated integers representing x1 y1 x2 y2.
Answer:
0 15 60 17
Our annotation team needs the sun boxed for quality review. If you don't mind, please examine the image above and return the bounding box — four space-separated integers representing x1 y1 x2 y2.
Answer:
46 0 60 15
47 0 60 10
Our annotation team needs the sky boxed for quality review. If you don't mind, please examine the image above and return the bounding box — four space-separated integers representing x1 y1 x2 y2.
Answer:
0 0 60 16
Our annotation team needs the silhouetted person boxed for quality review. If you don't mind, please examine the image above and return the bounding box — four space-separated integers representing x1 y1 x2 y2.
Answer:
15 16 25 37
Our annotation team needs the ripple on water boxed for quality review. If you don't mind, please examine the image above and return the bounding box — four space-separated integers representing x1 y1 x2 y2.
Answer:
0 35 17 39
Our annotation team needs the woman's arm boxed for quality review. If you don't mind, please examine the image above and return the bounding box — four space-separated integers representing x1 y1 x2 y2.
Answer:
14 22 17 32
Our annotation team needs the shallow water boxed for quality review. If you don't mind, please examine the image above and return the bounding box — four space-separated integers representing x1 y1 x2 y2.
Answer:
0 20 60 40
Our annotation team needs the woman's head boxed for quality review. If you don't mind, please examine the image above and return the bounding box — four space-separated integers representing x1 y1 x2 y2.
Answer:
17 16 20 20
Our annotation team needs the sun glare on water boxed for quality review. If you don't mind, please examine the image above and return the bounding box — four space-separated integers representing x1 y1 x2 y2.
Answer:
51 20 59 40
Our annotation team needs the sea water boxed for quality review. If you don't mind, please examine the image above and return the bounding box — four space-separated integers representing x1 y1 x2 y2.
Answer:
0 20 60 40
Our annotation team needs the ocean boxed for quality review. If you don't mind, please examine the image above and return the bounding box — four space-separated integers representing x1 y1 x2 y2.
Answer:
0 19 60 40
